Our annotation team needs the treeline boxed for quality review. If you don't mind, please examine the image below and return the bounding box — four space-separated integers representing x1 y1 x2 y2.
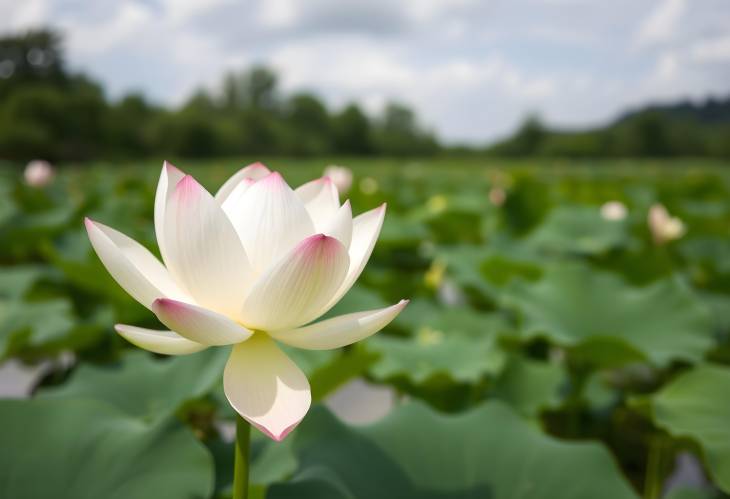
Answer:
0 29 439 162
489 99 730 158
2 29 729 162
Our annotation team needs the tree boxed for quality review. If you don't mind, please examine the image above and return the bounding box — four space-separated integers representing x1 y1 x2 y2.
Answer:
375 102 439 156
0 29 67 97
221 65 279 112
333 103 374 155
283 93 332 155
108 94 156 156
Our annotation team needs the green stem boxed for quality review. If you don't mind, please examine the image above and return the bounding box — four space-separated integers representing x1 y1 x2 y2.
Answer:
232 415 251 499
644 435 665 499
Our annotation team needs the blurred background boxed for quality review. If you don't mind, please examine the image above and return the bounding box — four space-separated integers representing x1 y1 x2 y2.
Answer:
1 1 730 499
0 0 729 159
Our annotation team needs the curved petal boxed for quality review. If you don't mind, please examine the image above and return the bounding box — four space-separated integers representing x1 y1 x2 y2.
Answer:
229 172 315 273
323 203 386 312
154 161 185 267
215 162 271 203
221 178 255 219
223 334 310 441
164 175 253 317
85 218 190 309
152 299 253 346
241 234 349 331
270 299 408 350
295 177 340 230
114 324 206 355
321 200 353 249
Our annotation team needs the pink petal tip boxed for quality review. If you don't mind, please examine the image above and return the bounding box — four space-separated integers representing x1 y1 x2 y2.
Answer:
293 234 343 262
163 161 183 175
251 419 301 442
174 175 201 201
151 298 189 319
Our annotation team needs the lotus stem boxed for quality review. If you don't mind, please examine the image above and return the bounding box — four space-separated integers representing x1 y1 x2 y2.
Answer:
232 415 251 499
644 434 665 499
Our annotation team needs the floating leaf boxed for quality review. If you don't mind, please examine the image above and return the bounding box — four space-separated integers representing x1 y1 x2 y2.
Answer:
0 298 77 360
40 348 229 421
369 334 500 385
0 398 214 499
651 364 730 493
0 265 48 299
492 355 567 417
268 401 638 499
435 244 543 302
368 300 507 384
504 263 714 366
526 205 630 254
664 486 719 499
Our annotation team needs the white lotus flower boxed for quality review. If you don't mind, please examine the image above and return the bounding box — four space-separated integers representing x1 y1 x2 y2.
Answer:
488 187 506 207
600 201 627 221
24 160 54 187
648 203 685 245
323 165 353 194
85 162 408 441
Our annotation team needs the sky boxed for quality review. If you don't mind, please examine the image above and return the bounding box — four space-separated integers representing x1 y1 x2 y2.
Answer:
2 0 730 144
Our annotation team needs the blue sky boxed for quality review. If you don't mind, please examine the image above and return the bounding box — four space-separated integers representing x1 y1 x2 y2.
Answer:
2 0 729 143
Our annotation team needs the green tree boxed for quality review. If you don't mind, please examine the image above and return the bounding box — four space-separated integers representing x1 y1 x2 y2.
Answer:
375 101 439 156
107 94 158 157
222 65 279 112
333 103 374 155
283 93 332 155
0 29 67 96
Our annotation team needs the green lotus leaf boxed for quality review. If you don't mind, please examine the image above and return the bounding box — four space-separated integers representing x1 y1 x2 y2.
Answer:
503 263 714 366
368 334 501 385
432 245 496 299
379 213 430 248
40 348 229 421
651 364 730 493
268 401 638 499
0 298 80 360
434 244 543 302
679 237 730 275
368 300 508 384
525 205 630 254
0 398 214 499
582 371 621 411
0 204 76 259
664 486 720 499
0 265 49 299
492 355 567 417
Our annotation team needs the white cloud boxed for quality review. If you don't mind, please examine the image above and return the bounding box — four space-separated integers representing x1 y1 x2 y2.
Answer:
690 36 730 63
258 0 299 29
65 2 152 56
635 0 686 46
0 0 728 142
0 0 48 31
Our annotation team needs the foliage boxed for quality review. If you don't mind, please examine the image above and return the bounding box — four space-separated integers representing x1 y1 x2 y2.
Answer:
2 158 730 498
489 101 730 158
0 30 438 162
1 29 728 162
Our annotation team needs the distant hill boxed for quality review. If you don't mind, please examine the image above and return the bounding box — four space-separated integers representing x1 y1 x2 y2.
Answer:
616 96 730 126
488 95 730 158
